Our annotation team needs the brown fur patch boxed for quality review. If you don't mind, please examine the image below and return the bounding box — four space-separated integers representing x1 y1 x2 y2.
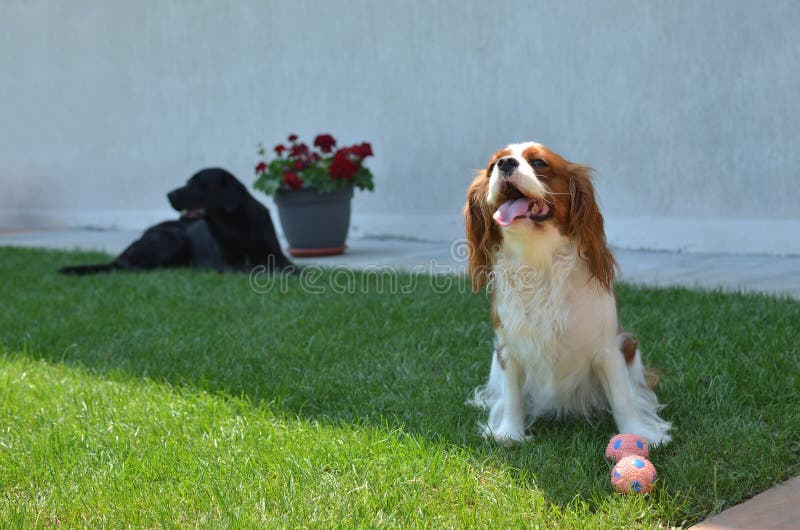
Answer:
464 168 501 292
564 164 617 291
619 327 660 389
621 334 638 365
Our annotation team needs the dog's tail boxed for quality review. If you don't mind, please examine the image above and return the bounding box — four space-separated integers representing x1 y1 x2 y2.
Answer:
58 263 118 275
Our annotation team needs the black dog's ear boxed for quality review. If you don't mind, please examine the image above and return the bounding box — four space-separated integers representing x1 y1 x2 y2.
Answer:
222 177 243 212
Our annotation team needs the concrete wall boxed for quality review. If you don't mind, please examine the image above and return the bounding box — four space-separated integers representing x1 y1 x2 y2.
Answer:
2 1 799 254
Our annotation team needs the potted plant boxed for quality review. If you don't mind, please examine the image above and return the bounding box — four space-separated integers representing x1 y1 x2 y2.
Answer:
254 133 374 257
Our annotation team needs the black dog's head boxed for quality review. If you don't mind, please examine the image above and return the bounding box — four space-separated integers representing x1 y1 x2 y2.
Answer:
168 168 248 214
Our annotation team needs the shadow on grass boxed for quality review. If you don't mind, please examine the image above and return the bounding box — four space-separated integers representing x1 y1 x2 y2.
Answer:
2 246 799 523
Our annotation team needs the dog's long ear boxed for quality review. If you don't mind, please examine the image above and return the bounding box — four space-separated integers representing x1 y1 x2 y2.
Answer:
222 174 244 212
567 163 616 291
464 168 499 292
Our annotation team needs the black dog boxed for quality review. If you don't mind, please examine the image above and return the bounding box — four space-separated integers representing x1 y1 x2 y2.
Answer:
59 168 296 274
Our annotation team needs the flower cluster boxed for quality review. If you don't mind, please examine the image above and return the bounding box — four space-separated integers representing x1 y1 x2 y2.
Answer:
254 134 375 195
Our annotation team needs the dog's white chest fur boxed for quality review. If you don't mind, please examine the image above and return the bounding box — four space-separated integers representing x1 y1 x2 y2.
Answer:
492 249 572 377
489 246 609 418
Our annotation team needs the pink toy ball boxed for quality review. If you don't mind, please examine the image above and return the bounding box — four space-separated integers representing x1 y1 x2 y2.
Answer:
610 455 657 494
605 433 649 462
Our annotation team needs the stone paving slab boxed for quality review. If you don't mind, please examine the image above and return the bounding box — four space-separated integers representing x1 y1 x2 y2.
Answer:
616 249 800 299
690 476 800 530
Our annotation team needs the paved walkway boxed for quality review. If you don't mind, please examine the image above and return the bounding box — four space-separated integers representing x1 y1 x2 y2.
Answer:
690 476 800 530
1 228 798 299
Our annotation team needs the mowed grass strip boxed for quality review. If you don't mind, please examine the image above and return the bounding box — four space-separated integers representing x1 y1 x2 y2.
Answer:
0 246 798 527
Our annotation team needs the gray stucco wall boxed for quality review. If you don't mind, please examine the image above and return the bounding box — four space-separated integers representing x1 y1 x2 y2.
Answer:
2 1 798 254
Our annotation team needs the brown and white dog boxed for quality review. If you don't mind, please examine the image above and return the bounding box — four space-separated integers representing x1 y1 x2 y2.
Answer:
464 142 671 446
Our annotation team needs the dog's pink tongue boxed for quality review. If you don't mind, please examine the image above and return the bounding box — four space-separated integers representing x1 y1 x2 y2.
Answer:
493 198 531 227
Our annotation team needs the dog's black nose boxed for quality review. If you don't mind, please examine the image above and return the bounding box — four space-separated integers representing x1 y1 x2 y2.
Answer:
496 157 518 176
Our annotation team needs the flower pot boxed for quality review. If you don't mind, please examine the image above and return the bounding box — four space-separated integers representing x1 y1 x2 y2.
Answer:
273 186 353 257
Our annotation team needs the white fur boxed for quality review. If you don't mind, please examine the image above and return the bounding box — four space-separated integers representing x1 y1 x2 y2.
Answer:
469 162 672 446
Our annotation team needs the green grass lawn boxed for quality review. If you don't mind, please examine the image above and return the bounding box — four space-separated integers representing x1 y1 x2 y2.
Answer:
1 246 798 528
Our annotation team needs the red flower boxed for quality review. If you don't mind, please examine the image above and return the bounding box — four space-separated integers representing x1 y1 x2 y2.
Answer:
274 144 287 156
329 150 360 180
284 170 304 190
289 142 310 159
313 134 337 154
287 134 298 142
255 161 267 173
352 142 373 158
293 159 306 170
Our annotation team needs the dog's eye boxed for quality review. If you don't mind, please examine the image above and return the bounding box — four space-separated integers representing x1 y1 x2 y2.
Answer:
528 158 548 169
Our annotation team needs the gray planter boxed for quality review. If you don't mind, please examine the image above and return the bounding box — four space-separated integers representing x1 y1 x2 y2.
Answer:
273 186 354 256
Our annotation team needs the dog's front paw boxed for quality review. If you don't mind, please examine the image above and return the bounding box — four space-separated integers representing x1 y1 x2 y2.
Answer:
617 419 672 447
641 425 672 447
487 423 529 445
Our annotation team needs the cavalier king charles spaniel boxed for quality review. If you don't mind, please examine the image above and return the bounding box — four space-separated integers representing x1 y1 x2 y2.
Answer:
464 142 671 446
